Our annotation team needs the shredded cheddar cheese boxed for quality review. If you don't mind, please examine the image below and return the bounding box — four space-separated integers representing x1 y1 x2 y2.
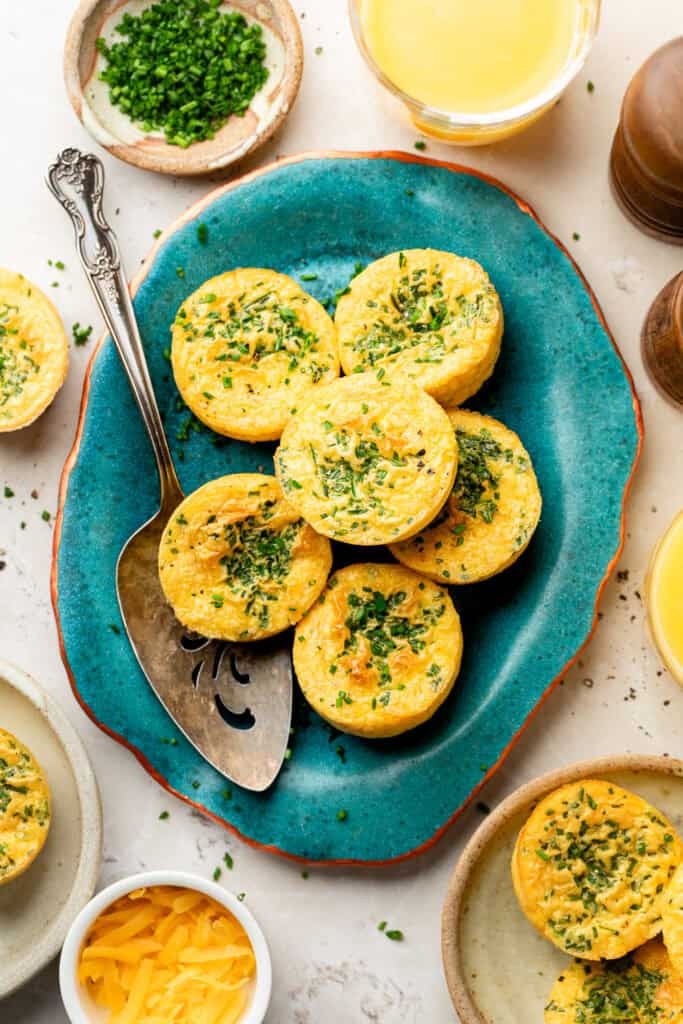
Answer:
78 885 256 1023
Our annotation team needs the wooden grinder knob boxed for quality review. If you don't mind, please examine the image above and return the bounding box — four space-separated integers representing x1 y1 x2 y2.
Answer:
642 271 683 407
611 38 683 242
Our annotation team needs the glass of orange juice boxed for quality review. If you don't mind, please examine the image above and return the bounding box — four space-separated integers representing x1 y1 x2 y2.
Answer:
645 510 683 686
349 0 601 145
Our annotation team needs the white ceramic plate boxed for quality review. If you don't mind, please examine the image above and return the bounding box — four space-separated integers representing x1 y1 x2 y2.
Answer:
0 659 102 998
441 755 683 1023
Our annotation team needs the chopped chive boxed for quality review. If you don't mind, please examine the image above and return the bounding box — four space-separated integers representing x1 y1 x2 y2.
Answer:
72 322 93 346
94 4 270 148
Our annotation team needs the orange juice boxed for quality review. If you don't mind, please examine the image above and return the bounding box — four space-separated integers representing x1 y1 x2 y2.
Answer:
360 0 582 115
646 510 683 685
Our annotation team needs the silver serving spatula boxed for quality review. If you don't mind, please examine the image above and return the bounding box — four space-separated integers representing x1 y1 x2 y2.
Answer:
47 148 292 791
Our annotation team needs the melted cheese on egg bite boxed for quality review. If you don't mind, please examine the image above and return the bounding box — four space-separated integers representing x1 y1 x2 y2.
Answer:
662 862 683 974
0 728 51 885
390 409 541 583
275 372 457 545
544 940 683 1023
171 269 339 442
0 268 68 431
293 563 462 738
513 779 682 961
158 474 332 641
335 249 502 406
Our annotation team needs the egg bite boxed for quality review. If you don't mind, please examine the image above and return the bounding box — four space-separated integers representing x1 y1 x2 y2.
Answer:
513 779 682 961
158 474 332 641
171 268 339 442
544 940 683 1023
293 563 462 738
390 409 541 583
334 249 502 406
0 268 68 431
0 728 51 885
662 862 683 974
274 372 457 545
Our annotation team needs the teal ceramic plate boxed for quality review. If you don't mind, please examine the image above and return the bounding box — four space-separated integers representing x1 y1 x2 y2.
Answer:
53 153 642 864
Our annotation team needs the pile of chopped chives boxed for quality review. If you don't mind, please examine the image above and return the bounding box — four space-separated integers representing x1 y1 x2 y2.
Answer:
96 0 269 148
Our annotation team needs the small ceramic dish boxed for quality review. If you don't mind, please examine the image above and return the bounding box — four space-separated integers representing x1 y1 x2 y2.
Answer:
441 754 683 1023
0 659 102 999
59 869 272 1023
64 0 303 176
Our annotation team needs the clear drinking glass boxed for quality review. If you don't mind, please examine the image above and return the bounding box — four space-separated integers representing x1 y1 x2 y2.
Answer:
349 0 601 146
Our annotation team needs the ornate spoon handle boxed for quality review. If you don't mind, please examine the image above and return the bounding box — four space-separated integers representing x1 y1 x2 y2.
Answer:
46 148 182 510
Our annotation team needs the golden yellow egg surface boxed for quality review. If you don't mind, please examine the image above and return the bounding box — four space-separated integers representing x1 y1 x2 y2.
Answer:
293 563 462 738
0 728 51 885
662 862 683 974
513 779 683 960
274 373 457 545
544 940 683 1023
0 268 68 432
158 474 332 641
171 269 339 442
334 249 502 406
390 409 541 583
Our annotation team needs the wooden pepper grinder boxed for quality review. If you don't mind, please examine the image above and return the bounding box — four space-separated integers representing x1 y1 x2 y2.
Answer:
642 271 683 407
610 37 683 243
611 38 683 406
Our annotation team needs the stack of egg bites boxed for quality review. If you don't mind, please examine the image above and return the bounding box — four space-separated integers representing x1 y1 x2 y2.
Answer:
159 249 542 739
514 778 683 1022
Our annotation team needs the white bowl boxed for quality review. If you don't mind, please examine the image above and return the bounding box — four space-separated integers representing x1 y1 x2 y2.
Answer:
59 870 272 1024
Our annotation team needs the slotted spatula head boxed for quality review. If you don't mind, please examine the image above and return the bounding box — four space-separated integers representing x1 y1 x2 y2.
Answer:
117 512 293 792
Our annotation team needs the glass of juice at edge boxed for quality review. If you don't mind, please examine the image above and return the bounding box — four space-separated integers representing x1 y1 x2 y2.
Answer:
645 510 683 688
349 0 601 145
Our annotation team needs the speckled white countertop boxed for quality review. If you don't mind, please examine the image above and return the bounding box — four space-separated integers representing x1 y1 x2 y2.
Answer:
1 1 682 1021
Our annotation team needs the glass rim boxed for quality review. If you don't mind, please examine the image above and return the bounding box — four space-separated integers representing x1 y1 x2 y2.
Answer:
348 0 602 130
